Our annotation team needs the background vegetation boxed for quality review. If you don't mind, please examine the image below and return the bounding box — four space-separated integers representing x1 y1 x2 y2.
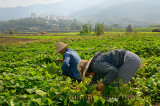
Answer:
1 18 160 34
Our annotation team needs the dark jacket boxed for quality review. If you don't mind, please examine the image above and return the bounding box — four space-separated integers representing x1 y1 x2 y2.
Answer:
88 49 126 85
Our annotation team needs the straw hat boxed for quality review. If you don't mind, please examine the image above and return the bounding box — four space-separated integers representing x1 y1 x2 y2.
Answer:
77 56 94 81
55 41 69 55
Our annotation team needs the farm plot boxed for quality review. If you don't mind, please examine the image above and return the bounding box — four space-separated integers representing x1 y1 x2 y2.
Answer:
0 32 160 105
0 36 37 45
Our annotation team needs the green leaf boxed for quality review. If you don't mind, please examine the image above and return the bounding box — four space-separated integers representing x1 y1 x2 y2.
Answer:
93 96 99 102
45 71 51 78
36 90 47 96
26 88 35 94
137 92 143 96
5 76 11 80
19 77 25 81
0 80 3 86
96 100 103 106
34 98 41 105
19 82 25 88
108 97 118 103
41 95 46 103
134 100 139 106
11 90 16 94
99 97 105 104
44 98 53 105
10 100 14 106
133 88 140 92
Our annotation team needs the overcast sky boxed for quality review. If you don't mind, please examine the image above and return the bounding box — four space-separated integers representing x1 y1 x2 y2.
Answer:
0 0 146 8
0 0 64 7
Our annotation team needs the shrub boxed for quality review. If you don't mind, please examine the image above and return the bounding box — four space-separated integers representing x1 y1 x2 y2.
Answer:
126 24 133 32
80 24 92 34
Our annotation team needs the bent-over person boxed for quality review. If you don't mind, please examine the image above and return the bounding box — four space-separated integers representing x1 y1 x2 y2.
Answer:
77 49 141 91
55 41 82 82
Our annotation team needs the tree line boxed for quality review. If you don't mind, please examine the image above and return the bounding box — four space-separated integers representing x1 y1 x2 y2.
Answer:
0 18 82 33
80 23 133 35
2 17 158 34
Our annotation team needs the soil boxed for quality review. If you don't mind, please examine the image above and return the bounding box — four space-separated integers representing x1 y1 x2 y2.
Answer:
0 36 38 45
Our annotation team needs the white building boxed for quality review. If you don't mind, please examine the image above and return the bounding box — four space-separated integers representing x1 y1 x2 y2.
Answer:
31 13 72 21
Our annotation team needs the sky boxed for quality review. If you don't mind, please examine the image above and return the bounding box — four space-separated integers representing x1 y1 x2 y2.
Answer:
0 0 64 7
0 0 146 8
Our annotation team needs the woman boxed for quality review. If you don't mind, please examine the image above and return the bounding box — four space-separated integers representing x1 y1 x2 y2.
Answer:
77 49 141 91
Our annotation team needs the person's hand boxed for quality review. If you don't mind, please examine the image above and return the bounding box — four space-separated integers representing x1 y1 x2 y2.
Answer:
58 59 63 62
72 80 76 83
97 82 104 91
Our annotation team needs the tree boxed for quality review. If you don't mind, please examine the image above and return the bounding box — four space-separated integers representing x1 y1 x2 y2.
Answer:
112 24 120 28
83 24 89 33
80 24 91 34
126 24 133 32
70 19 81 30
94 23 104 35
89 24 92 33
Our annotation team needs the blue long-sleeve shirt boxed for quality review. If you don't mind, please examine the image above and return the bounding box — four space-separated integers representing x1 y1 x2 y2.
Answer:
61 48 82 80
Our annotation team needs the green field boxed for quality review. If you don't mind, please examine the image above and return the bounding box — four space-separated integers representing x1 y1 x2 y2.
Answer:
105 27 160 32
0 32 160 105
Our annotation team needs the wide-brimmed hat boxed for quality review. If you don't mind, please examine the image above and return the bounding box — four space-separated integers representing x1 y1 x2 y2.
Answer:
55 41 69 55
77 56 94 81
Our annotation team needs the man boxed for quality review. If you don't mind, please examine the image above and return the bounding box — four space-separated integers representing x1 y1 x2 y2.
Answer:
77 49 141 91
55 41 82 82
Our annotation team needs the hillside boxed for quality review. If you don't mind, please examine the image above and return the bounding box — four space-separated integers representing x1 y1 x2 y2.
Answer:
70 0 134 18
0 0 160 26
0 6 30 20
0 0 106 20
71 0 160 26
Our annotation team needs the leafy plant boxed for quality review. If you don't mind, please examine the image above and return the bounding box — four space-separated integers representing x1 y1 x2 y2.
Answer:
0 32 159 105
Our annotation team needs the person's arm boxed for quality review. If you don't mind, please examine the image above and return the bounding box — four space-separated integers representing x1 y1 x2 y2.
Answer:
97 66 118 91
94 62 118 91
93 62 118 85
61 54 70 75
58 59 63 62
102 63 118 86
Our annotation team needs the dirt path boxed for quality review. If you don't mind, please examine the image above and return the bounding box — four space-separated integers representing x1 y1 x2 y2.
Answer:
0 36 38 45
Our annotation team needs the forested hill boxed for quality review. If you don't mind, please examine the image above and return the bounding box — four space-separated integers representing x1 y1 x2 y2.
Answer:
70 0 160 27
0 18 82 33
0 0 138 21
0 0 160 27
0 0 106 21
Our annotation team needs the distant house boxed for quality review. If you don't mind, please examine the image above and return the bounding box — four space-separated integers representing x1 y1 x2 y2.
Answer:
30 13 71 21
39 14 51 20
152 29 160 32
50 16 71 21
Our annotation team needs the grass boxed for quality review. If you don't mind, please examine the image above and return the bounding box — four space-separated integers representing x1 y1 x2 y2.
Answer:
109 27 160 32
